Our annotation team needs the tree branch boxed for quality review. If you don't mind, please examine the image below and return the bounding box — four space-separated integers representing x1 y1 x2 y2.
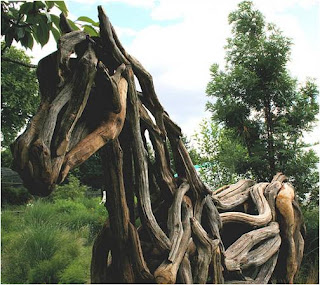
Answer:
1 56 37 68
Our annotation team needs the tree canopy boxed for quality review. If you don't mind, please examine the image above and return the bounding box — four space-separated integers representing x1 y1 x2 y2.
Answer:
206 1 319 202
1 44 39 148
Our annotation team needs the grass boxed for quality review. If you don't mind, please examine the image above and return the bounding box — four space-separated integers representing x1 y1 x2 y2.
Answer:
1 196 107 284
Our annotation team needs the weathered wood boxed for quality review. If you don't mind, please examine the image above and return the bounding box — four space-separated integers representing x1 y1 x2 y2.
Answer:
255 252 279 284
224 222 280 272
211 244 224 284
264 181 282 221
154 198 193 284
128 222 154 282
275 182 300 284
177 254 193 284
100 140 134 283
213 179 255 199
204 195 223 242
241 234 281 269
167 182 190 261
220 183 272 227
91 221 113 284
60 63 127 181
191 217 220 284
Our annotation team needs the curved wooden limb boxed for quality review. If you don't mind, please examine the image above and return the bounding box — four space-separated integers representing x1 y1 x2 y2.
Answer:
128 222 154 282
167 183 190 261
91 221 113 284
241 234 281 269
109 25 166 137
125 65 171 252
100 140 134 283
264 181 282 221
213 179 255 199
211 244 224 284
177 253 193 284
275 183 299 284
220 183 272 226
212 179 255 210
191 217 220 284
224 222 280 272
97 6 129 66
140 102 177 199
204 196 223 243
154 197 193 284
57 30 88 81
254 252 279 284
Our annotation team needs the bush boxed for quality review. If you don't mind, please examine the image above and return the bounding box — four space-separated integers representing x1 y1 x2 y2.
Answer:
1 185 32 205
51 174 89 201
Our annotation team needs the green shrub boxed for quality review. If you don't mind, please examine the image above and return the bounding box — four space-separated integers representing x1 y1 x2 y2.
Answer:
53 199 87 215
51 174 89 201
1 185 32 205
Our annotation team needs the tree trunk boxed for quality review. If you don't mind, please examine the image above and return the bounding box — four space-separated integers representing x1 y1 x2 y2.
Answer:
11 7 305 284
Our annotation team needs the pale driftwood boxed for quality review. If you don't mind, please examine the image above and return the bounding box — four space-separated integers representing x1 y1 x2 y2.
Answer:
167 182 190 261
177 253 193 284
275 182 301 284
211 244 224 284
191 218 220 284
224 222 280 272
154 198 192 284
213 179 255 199
220 183 272 226
11 5 305 284
264 181 282 221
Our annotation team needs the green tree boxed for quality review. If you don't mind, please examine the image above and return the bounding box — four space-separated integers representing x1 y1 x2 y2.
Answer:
1 43 39 148
206 1 318 202
194 119 248 187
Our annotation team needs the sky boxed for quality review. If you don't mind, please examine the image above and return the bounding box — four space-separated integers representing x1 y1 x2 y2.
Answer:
25 0 320 143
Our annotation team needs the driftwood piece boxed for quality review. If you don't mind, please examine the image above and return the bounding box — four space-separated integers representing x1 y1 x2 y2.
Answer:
224 222 280 272
212 179 255 210
154 197 193 284
191 217 220 284
220 183 272 226
275 182 304 284
10 3 306 283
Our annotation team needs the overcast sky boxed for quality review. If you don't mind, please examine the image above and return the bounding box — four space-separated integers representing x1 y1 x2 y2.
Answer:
26 0 319 142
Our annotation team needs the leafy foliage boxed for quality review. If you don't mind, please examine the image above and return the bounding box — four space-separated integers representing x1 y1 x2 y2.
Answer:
1 1 70 50
206 1 319 201
1 43 39 147
51 174 89 201
1 1 100 52
193 119 249 187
